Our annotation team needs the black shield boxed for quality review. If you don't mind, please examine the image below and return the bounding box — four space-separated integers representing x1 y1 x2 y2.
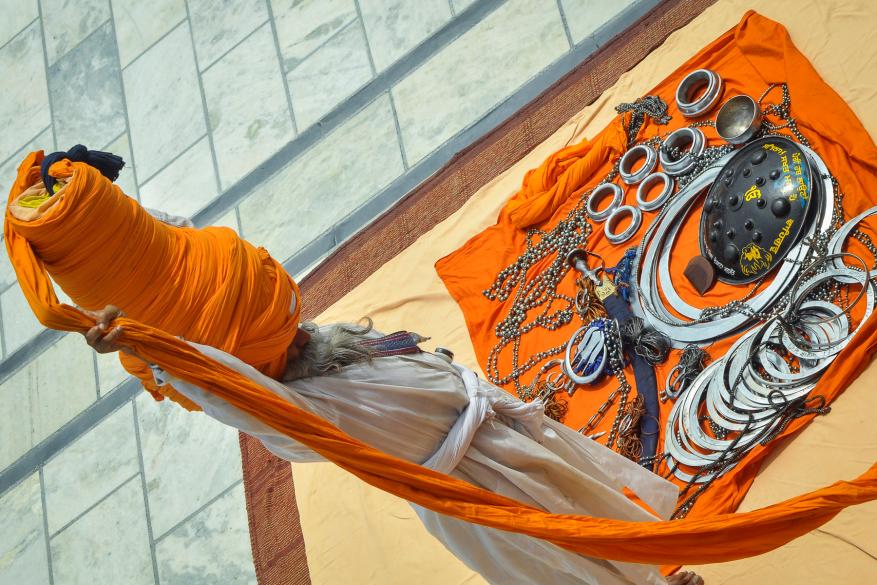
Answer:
699 136 819 284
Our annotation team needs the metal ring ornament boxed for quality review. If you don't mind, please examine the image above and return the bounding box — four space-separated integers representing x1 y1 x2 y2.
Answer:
604 205 642 244
586 182 623 221
659 127 706 176
619 144 658 185
636 172 675 211
676 69 724 117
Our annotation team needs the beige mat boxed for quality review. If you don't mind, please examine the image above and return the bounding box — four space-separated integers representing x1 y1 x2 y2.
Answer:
297 1 877 582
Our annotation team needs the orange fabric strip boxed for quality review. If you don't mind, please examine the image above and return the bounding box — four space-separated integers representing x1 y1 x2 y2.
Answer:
436 10 877 521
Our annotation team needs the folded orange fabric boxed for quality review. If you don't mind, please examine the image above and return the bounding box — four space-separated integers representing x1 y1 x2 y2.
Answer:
4 156 300 409
436 10 877 522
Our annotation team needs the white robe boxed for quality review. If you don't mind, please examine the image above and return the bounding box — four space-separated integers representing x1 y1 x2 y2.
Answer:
154 336 678 585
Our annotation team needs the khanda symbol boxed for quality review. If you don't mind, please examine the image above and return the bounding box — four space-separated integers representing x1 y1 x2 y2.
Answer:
744 184 762 202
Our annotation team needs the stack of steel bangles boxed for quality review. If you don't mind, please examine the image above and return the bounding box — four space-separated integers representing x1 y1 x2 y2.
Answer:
663 252 876 483
586 182 642 244
675 68 723 117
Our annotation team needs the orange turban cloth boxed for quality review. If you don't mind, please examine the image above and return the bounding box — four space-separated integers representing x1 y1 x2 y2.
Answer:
5 151 300 410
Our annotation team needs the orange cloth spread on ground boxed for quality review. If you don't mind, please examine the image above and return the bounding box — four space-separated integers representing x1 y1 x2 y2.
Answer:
6 9 877 567
5 156 300 410
436 10 877 521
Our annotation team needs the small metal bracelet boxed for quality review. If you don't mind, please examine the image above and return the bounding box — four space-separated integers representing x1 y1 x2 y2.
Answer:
586 182 623 221
604 205 642 244
619 144 657 185
636 172 675 211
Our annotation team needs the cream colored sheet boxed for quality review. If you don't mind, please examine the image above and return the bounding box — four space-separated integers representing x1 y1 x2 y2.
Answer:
295 1 877 582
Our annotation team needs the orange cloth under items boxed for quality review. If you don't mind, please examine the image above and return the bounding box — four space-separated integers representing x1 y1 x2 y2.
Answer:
6 9 877 567
437 11 877 520
5 156 300 410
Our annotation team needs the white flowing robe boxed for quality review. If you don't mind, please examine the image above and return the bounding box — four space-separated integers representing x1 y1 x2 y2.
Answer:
154 334 678 585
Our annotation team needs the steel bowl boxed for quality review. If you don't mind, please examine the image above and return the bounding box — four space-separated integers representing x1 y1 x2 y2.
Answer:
715 95 762 144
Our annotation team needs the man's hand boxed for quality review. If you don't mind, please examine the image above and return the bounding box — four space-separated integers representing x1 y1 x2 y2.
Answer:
667 571 704 585
80 305 131 354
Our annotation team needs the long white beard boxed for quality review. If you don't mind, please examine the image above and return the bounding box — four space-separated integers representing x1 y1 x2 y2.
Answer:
282 320 374 381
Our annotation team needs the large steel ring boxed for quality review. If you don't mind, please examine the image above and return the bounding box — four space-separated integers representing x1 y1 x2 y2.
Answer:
676 69 724 118
619 144 658 185
659 127 706 176
636 172 675 211
586 182 624 221
605 205 642 244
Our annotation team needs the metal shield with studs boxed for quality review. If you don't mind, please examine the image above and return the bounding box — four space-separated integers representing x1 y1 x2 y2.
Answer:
699 136 820 284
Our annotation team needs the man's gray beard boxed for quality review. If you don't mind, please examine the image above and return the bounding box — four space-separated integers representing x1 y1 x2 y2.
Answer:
282 320 375 381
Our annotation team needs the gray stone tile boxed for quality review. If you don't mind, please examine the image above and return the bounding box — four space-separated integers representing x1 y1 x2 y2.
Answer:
189 0 269 70
0 334 96 470
48 21 126 154
95 351 130 395
560 0 635 45
44 403 139 533
0 126 54 216
139 137 217 219
155 482 255 585
0 238 16 291
50 477 153 585
135 392 243 538
203 23 294 190
0 0 38 48
287 21 372 130
41 0 111 64
0 364 34 470
1 282 43 354
105 131 138 199
452 0 480 13
239 94 403 263
0 473 50 585
272 0 357 72
113 0 186 67
360 0 451 71
393 0 568 164
0 258 69 323
124 21 207 181
30 335 97 440
211 208 240 234
0 21 51 165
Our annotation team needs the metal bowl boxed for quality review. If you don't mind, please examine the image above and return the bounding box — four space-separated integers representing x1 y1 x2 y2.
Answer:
715 95 762 144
